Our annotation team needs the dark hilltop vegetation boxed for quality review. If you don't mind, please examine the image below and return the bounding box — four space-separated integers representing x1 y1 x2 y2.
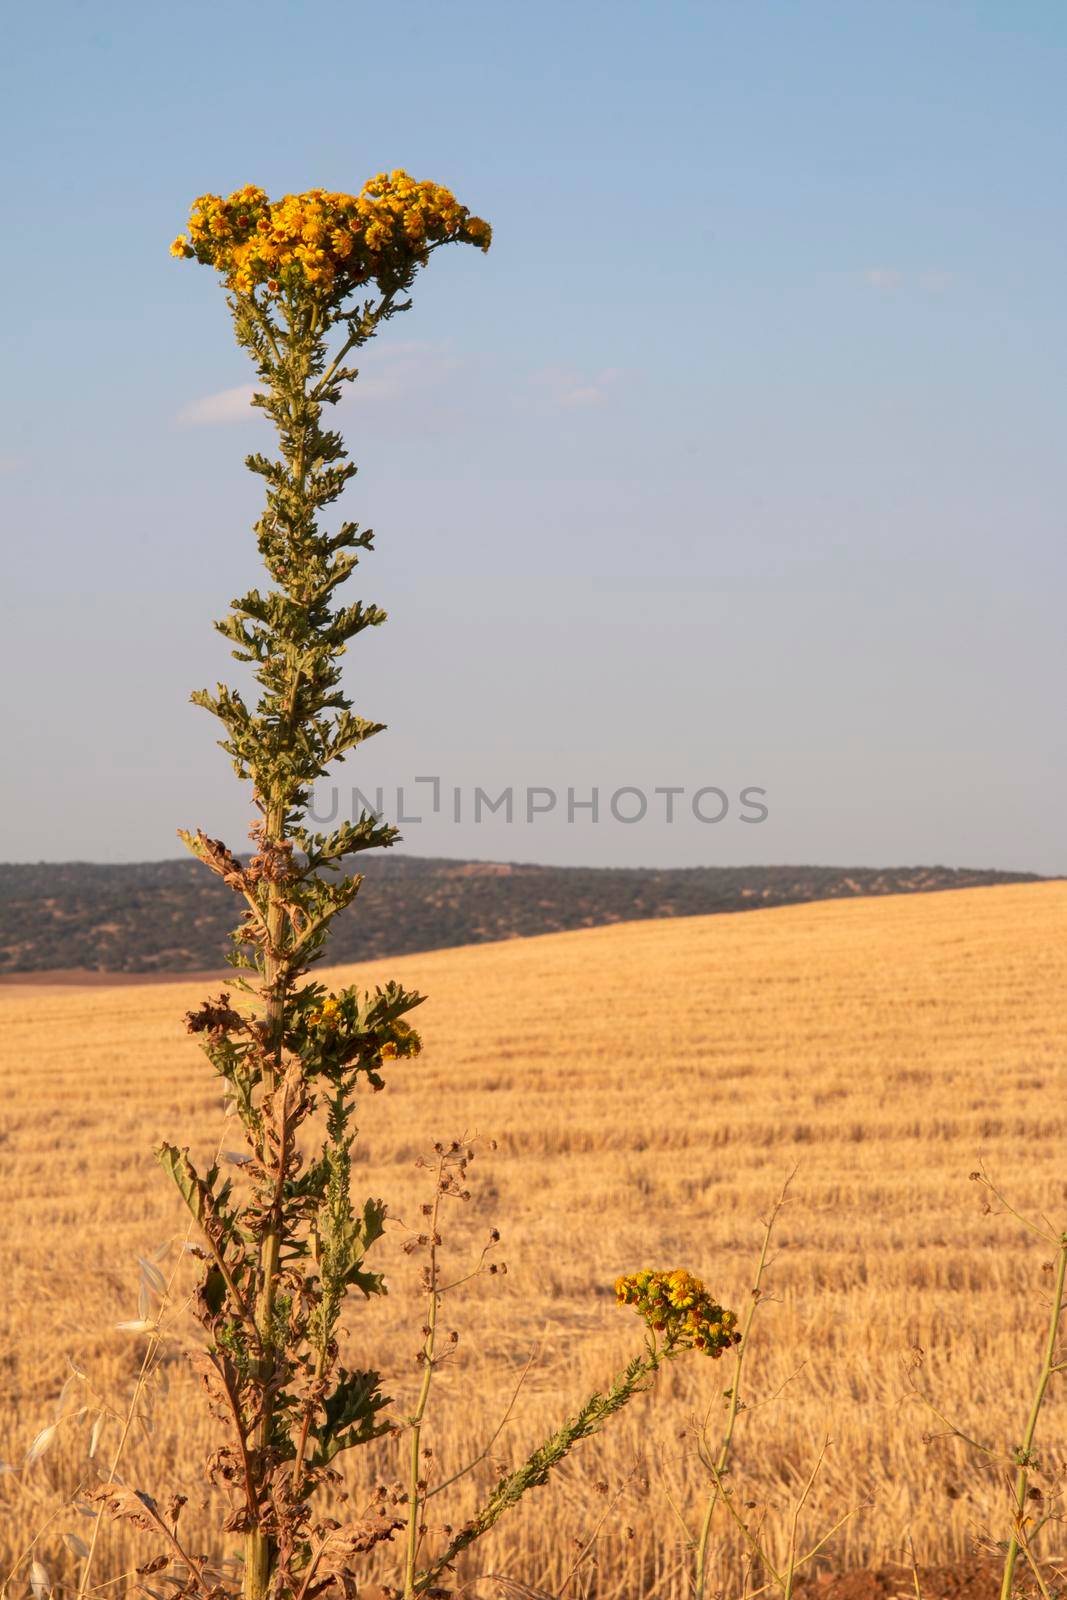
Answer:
0 856 1047 975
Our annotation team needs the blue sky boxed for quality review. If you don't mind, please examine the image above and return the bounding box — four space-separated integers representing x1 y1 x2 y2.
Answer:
2 0 1064 871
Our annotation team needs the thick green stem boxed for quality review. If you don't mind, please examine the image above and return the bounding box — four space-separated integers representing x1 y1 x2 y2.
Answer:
243 311 313 1600
999 1237 1067 1600
244 797 288 1600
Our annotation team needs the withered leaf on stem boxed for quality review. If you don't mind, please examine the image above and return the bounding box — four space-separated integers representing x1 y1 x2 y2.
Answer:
89 1482 169 1533
316 1513 404 1569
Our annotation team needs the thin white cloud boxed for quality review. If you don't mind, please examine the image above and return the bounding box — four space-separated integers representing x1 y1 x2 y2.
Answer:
177 341 462 427
530 365 624 408
343 340 462 405
862 267 955 296
177 384 258 427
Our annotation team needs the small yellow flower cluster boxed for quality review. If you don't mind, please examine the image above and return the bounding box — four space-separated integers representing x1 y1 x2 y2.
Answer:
170 174 491 299
304 999 422 1067
380 1018 422 1061
307 995 342 1030
615 1269 740 1357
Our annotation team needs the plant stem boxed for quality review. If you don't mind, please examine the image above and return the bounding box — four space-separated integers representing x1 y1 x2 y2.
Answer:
999 1235 1067 1600
414 1347 664 1594
243 789 288 1600
783 1437 829 1600
404 1158 445 1598
694 1170 794 1598
243 298 320 1600
290 1345 326 1500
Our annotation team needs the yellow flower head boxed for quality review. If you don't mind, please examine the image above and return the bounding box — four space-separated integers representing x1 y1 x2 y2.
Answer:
172 174 491 303
378 1018 422 1063
307 994 343 1030
615 1269 740 1357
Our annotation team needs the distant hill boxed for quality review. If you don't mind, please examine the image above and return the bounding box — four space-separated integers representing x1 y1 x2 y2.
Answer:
0 856 1048 975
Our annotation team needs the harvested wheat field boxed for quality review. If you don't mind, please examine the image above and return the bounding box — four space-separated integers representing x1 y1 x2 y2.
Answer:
2 882 1065 1598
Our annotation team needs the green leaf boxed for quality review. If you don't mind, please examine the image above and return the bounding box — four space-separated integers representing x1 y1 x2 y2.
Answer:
155 1144 239 1253
310 1367 391 1464
155 1143 214 1230
198 1264 227 1320
326 1196 388 1297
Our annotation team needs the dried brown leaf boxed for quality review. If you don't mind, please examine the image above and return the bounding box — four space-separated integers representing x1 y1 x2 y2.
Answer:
316 1513 403 1571
137 1556 171 1577
88 1482 167 1534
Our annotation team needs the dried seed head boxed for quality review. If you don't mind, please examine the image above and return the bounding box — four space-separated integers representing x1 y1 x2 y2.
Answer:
25 1425 58 1466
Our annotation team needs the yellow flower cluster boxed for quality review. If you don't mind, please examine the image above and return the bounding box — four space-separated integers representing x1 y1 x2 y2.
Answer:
304 999 422 1064
615 1269 740 1357
307 995 342 1030
170 174 491 300
381 1018 422 1061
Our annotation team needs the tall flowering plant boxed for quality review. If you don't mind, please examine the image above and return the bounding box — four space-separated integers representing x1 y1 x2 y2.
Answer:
157 176 489 1600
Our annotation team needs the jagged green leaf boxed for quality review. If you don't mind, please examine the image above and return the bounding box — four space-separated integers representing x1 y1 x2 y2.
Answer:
310 1367 391 1465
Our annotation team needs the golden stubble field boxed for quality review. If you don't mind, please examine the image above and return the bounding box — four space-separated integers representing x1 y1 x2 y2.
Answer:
1 882 1065 1598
